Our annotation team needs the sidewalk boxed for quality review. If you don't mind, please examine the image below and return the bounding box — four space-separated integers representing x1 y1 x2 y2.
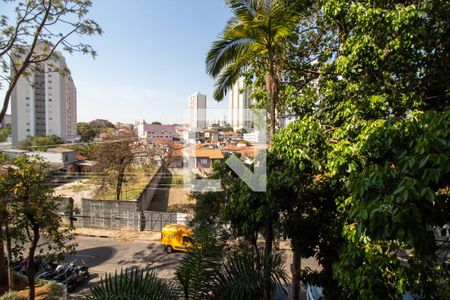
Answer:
74 227 161 242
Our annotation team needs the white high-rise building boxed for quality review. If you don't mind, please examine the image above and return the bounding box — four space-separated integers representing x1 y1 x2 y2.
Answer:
11 44 77 145
188 92 206 130
229 77 252 131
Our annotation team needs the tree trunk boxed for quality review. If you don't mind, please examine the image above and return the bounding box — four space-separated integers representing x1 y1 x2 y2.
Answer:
27 227 40 300
116 163 126 200
269 92 277 140
291 247 302 300
263 213 274 300
0 222 7 288
5 221 14 290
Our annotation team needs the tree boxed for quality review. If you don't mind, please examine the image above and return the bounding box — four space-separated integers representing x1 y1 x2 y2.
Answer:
190 156 298 300
206 0 305 139
269 0 450 297
0 0 102 123
93 132 163 200
77 119 115 142
272 119 346 300
2 155 75 299
93 132 138 200
151 121 162 125
77 122 97 142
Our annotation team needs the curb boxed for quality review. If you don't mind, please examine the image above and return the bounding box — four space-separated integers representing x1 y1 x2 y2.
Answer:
75 233 109 238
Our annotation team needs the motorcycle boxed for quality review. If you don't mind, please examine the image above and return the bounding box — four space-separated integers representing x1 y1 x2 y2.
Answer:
53 262 76 282
63 262 90 293
36 261 60 279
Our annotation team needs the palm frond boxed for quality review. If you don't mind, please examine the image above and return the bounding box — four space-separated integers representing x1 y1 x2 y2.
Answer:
213 58 247 101
175 226 223 300
212 250 289 300
207 0 305 101
89 268 177 300
225 0 258 22
205 37 255 78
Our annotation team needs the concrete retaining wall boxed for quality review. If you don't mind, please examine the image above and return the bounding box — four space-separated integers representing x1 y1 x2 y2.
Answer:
136 166 165 210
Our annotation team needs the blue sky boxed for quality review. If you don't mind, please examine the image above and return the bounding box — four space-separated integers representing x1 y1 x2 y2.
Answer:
2 0 232 124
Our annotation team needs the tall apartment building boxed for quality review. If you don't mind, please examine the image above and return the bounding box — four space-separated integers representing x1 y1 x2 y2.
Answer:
11 45 77 145
229 77 252 131
188 92 207 130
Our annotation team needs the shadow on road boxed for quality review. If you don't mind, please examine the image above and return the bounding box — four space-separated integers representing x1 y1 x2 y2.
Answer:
66 246 117 269
117 244 184 271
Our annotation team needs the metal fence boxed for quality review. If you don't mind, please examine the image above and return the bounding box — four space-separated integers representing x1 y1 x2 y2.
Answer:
140 211 191 231
72 209 191 232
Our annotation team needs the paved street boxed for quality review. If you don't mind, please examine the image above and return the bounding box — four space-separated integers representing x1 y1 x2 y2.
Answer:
65 234 320 298
65 235 185 298
67 235 185 279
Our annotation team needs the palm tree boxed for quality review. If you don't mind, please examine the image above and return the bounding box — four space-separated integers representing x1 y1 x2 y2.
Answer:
206 0 304 139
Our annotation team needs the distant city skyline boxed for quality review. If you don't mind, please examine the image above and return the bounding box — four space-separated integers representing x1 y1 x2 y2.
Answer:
0 0 231 124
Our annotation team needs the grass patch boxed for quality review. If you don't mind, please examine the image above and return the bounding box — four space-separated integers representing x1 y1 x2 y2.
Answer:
94 168 154 200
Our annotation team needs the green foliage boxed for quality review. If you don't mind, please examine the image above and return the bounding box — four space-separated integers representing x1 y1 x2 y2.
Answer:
212 249 288 300
0 125 11 142
77 119 115 142
175 226 222 300
18 135 64 150
90 268 177 300
332 111 450 298
69 143 96 159
260 0 450 297
207 0 308 136
3 155 75 257
0 155 75 299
